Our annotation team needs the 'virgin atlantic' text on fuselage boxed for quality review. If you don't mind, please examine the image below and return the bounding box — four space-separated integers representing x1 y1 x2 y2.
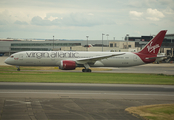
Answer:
26 52 79 59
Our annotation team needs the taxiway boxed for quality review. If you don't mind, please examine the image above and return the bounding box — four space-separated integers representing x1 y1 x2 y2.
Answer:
0 83 174 120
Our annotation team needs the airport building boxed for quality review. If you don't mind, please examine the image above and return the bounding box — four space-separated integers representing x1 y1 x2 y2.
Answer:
109 34 174 56
0 34 174 58
0 39 136 54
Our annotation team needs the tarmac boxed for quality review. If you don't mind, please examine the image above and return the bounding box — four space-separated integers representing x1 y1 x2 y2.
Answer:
0 57 8 66
0 83 174 120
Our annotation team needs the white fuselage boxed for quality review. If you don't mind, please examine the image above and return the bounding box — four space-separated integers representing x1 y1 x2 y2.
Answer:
5 51 144 67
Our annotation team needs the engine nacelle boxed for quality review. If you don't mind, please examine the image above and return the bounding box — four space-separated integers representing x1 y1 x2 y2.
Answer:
59 60 76 70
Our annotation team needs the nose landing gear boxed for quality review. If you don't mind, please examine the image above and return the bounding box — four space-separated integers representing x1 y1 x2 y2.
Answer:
16 66 20 71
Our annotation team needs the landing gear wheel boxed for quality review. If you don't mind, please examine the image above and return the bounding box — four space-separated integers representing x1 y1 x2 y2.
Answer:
87 69 91 72
16 66 20 71
82 69 92 72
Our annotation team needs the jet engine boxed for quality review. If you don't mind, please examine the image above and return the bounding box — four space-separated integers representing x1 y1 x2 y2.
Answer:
59 60 76 70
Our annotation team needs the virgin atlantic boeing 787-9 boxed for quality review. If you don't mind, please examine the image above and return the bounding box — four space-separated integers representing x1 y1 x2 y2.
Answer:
5 30 167 72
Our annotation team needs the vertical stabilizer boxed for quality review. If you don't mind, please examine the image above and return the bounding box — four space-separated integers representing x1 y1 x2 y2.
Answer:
138 30 167 55
135 30 167 63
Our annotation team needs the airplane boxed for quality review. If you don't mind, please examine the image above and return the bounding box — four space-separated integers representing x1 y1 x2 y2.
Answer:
5 30 167 72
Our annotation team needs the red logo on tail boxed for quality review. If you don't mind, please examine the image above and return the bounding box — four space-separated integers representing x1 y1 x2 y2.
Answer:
147 42 160 53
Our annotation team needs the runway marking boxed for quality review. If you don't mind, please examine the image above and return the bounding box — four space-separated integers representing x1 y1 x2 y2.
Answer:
0 91 174 96
6 99 31 104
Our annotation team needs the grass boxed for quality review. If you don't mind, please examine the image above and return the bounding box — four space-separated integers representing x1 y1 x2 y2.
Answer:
0 66 174 84
125 104 174 120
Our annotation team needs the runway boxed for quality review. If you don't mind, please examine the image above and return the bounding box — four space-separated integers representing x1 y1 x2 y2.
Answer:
0 83 174 120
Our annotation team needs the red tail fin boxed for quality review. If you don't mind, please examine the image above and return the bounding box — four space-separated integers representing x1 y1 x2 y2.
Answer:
135 30 167 63
138 30 167 55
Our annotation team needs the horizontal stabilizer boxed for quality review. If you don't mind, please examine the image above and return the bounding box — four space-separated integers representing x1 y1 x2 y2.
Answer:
145 56 167 60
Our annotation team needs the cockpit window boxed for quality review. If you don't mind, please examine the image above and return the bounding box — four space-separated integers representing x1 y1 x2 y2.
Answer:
10 56 14 58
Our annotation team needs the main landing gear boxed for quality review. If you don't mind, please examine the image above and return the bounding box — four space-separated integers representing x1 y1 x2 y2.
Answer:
16 66 20 71
82 63 92 72
82 69 92 72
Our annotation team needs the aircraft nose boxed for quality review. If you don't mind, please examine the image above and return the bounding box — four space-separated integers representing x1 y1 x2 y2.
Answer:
5 58 11 65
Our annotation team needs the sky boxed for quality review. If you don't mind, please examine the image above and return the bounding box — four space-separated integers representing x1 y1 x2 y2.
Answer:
0 0 174 40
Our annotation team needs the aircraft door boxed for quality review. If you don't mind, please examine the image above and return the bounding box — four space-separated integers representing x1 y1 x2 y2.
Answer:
19 54 23 60
133 55 138 62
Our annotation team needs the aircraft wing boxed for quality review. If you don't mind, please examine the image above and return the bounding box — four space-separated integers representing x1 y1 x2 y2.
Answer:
76 53 125 64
